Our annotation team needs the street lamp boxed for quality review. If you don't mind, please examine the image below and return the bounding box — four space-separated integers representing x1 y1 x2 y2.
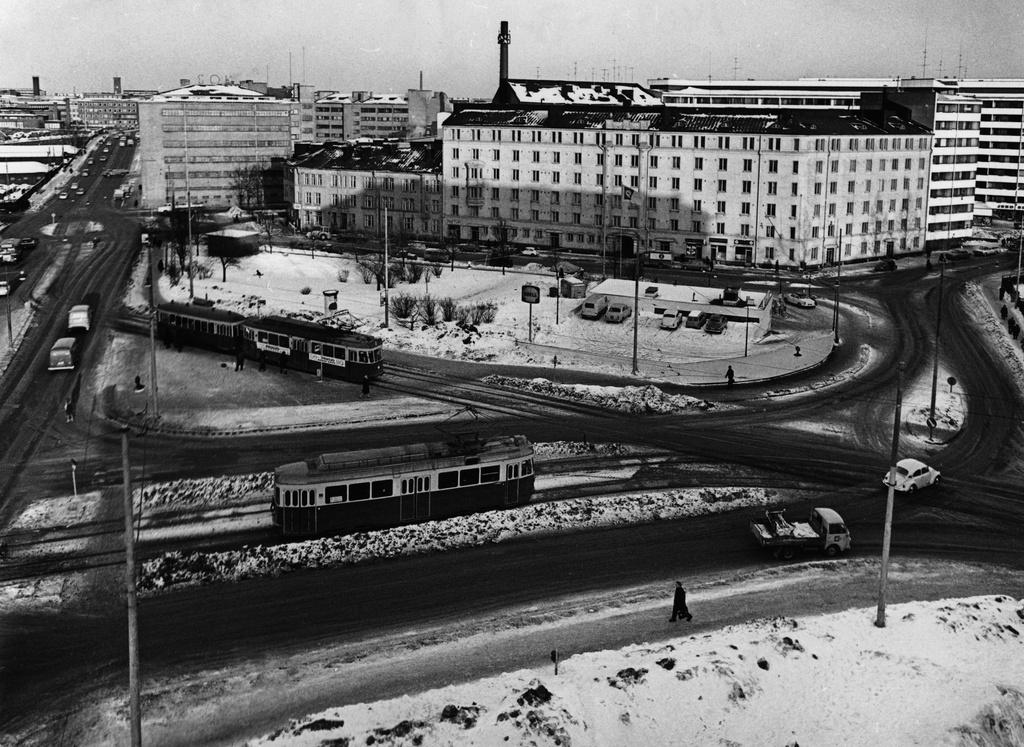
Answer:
928 256 946 440
877 362 905 629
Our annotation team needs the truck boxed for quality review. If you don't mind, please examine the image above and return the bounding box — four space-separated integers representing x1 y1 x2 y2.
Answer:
750 507 851 560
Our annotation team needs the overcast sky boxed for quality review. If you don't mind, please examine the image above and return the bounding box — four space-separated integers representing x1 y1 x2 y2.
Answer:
3 0 1024 97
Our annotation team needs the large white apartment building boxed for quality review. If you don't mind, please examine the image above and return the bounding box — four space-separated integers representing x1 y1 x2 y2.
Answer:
442 101 931 270
647 77 1024 248
313 89 451 142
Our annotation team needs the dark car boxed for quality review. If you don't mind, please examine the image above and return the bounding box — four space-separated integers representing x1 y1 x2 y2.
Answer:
873 259 897 272
685 311 709 329
17 238 38 250
704 314 728 334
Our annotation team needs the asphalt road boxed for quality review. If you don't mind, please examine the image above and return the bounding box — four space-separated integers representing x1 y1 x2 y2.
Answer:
1 184 1023 743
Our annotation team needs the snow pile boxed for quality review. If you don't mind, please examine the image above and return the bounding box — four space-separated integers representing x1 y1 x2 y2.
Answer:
141 473 272 509
534 441 636 457
139 486 779 593
250 595 1024 747
483 376 714 412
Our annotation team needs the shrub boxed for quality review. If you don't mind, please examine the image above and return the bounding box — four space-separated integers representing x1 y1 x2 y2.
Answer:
430 263 444 278
405 262 425 284
418 295 438 326
470 301 498 325
439 297 459 322
190 259 213 280
355 262 376 284
454 305 472 325
390 292 418 322
300 286 312 295
337 269 349 283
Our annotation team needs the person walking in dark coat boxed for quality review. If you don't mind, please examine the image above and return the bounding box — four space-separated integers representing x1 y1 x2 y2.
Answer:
234 348 245 371
670 581 693 622
279 351 288 374
258 350 267 371
725 365 735 388
360 375 371 399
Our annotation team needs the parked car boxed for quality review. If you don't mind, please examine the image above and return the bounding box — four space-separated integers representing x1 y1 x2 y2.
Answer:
660 311 683 330
581 296 609 319
521 247 539 256
971 245 1000 256
938 248 972 263
784 292 817 308
605 303 632 323
684 311 709 329
872 259 897 272
0 280 8 296
882 458 940 493
307 230 330 240
704 314 728 334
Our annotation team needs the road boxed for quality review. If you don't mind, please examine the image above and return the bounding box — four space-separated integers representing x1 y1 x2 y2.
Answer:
1 177 1023 743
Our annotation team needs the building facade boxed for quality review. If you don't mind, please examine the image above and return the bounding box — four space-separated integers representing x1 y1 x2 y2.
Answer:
137 84 304 209
73 96 141 129
441 104 931 270
313 89 450 142
287 140 442 241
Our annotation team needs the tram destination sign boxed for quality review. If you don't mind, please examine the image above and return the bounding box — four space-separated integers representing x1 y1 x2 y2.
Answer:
521 284 540 304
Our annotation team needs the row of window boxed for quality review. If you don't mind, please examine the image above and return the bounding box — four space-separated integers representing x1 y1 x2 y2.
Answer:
279 459 534 507
162 124 290 133
244 329 381 362
449 128 929 154
161 108 290 117
162 139 291 149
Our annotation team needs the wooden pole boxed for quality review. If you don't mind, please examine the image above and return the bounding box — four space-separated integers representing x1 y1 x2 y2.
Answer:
876 362 904 628
122 428 142 745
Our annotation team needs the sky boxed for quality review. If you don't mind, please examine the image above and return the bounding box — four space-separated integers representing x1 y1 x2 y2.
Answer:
3 0 1024 98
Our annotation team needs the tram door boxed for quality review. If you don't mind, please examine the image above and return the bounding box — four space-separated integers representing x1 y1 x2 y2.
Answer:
400 475 431 522
283 505 316 535
505 463 521 505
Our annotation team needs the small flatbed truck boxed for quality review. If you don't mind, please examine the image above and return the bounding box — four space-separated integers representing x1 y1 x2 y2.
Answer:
750 507 851 560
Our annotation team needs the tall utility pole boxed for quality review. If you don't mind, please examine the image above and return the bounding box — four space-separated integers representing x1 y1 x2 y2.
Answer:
184 106 194 299
121 428 142 745
876 362 905 629
832 230 843 345
383 206 390 329
147 241 159 417
632 140 651 375
928 257 945 439
4 262 11 349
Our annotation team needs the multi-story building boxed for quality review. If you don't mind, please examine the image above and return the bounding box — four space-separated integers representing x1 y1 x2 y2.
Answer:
73 96 141 130
137 83 306 209
287 140 442 241
313 89 450 142
646 77 1024 248
441 100 931 269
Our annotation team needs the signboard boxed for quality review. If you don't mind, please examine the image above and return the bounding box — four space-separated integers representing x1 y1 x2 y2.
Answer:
309 353 345 367
521 284 540 304
256 342 289 355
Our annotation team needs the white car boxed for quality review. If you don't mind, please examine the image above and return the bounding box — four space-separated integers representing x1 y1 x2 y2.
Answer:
521 247 539 256
883 458 940 492
784 292 816 308
0 280 8 296
58 192 69 200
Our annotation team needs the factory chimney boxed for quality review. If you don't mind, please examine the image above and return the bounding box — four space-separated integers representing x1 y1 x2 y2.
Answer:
498 21 510 84
113 77 122 95
32 76 40 96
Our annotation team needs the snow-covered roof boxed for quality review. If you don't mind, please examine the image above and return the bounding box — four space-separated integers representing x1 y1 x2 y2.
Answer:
290 141 441 174
503 79 662 106
153 84 275 101
590 278 768 307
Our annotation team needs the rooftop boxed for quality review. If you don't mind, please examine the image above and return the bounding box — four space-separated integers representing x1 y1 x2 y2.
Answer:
290 140 442 174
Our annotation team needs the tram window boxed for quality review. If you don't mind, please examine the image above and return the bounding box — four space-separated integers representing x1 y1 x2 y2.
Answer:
459 468 480 486
401 479 408 494
371 479 393 498
359 351 369 363
349 482 370 501
480 465 500 483
349 350 357 362
438 471 458 490
325 484 347 503
522 460 533 476
311 342 322 356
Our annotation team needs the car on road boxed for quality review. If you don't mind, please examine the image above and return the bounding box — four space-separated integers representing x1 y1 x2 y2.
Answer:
882 458 940 493
684 311 709 329
784 292 817 308
938 248 972 263
872 259 898 272
59 192 69 199
0 280 8 296
17 238 38 250
306 230 330 240
971 245 1000 256
521 247 539 256
704 313 728 334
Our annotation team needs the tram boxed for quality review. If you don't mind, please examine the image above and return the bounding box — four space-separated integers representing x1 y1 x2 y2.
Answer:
272 434 535 536
241 315 383 382
156 300 246 352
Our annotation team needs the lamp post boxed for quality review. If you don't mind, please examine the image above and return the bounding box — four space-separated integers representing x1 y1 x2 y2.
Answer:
927 256 945 440
4 262 11 349
632 140 651 375
383 206 390 329
877 362 905 629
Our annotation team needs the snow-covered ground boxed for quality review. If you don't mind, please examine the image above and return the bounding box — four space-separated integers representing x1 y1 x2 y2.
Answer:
5 218 1024 746
250 595 1024 747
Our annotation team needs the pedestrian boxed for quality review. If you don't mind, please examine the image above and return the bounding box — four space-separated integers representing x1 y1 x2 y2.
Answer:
234 349 245 371
64 396 74 423
726 365 735 387
669 581 693 622
279 351 288 374
360 375 371 399
999 285 1006 301
1001 305 1009 320
258 350 267 371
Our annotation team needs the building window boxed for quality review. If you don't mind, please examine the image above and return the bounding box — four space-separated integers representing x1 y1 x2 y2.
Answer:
694 178 703 191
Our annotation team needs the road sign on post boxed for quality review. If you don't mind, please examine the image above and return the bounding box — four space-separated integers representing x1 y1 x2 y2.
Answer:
522 285 540 344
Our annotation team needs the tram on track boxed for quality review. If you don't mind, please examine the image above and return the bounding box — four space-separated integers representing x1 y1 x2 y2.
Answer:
272 434 535 535
242 315 382 382
156 299 246 352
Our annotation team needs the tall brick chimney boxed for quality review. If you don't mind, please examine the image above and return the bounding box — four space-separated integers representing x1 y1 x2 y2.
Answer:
32 76 40 96
498 21 510 84
113 76 122 95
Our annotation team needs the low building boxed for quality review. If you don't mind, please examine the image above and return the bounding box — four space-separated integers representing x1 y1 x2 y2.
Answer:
287 140 442 241
314 89 451 141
